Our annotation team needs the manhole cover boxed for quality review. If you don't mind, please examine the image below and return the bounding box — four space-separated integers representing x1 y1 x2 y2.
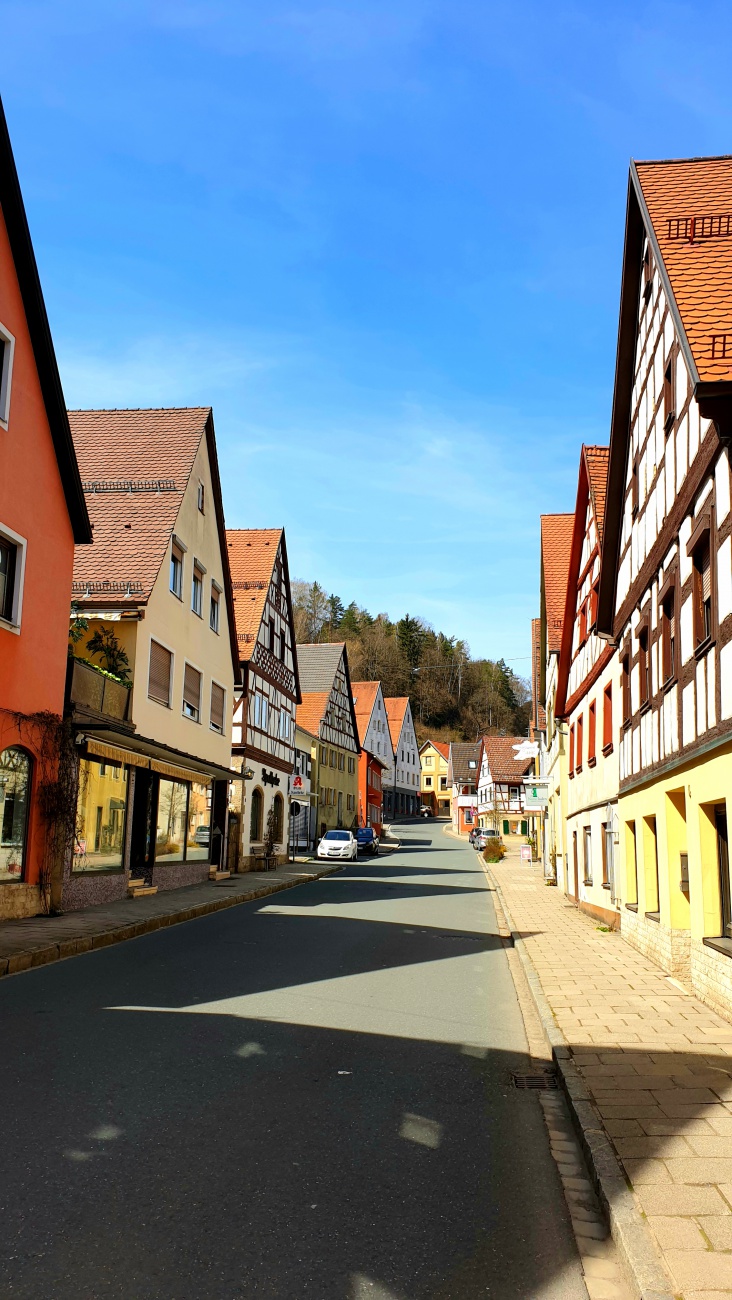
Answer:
512 1072 558 1090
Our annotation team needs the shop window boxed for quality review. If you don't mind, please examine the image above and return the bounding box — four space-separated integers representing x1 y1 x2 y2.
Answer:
156 779 188 862
73 758 128 873
250 788 263 842
0 746 31 881
186 782 211 860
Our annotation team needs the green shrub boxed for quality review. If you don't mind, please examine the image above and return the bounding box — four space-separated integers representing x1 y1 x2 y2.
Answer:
483 842 506 863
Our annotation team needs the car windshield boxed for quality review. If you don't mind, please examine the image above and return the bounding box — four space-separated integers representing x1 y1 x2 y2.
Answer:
324 831 350 841
357 830 373 839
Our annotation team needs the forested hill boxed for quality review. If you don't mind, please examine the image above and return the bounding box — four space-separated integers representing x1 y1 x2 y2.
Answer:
291 581 530 744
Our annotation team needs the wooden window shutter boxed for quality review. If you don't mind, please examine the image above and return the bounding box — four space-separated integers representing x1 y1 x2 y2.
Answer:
576 715 583 770
588 701 596 762
603 683 612 747
210 682 225 733
148 640 172 705
183 663 201 716
569 725 575 775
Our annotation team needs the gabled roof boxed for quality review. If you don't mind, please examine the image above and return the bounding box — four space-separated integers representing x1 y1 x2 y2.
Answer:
297 642 347 694
70 407 240 682
480 736 533 784
384 697 409 749
351 680 381 747
296 692 330 737
448 741 481 785
294 642 361 751
0 96 90 543
555 447 609 717
540 514 574 653
598 157 732 635
227 527 301 701
419 739 450 761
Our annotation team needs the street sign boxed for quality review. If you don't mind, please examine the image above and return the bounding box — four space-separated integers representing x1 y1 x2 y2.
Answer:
520 845 532 861
523 777 549 810
290 801 301 816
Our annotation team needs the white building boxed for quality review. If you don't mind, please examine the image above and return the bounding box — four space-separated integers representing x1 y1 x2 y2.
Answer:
383 697 420 818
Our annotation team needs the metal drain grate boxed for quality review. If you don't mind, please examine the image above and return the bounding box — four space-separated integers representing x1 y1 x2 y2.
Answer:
512 1072 558 1090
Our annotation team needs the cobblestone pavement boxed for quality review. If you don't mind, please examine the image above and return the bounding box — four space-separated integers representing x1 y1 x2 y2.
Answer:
0 862 340 976
489 843 732 1300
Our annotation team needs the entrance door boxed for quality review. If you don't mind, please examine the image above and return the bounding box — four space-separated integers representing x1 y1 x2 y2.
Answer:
717 807 731 938
129 768 156 883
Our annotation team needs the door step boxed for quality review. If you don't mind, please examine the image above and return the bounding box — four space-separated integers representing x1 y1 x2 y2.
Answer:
128 884 158 898
209 869 230 881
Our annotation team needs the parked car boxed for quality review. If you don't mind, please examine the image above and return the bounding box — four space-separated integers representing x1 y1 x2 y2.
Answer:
193 825 210 846
468 825 481 846
356 827 379 855
317 829 358 861
419 805 433 818
473 827 501 851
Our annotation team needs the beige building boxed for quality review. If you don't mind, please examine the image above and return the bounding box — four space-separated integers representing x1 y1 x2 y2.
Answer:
539 514 573 888
65 407 240 908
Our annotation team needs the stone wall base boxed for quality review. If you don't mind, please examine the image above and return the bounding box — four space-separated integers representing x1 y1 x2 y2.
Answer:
577 897 621 930
689 940 732 1024
0 882 42 920
620 907 691 982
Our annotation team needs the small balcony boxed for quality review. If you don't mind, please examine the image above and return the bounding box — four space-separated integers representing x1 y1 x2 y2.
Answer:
66 657 133 728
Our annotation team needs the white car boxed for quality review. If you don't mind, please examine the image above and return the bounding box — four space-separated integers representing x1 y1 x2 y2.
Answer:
317 830 357 860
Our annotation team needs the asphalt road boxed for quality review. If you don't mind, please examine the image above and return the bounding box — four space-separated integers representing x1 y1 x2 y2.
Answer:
0 827 588 1300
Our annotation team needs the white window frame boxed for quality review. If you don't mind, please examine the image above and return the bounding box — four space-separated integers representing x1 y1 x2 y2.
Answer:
210 580 221 633
147 634 175 708
0 322 16 428
182 657 204 723
0 522 27 634
191 559 205 617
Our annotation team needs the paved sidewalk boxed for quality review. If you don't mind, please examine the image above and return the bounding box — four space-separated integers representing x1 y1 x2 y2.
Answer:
489 845 732 1300
0 862 340 978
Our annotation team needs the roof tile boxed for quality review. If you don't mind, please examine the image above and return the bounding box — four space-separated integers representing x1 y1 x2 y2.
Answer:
541 514 574 652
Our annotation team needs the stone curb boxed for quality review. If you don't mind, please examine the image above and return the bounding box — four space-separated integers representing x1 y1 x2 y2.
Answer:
483 861 676 1300
0 865 342 981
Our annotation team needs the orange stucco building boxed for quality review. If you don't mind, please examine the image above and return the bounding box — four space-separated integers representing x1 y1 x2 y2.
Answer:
0 97 91 916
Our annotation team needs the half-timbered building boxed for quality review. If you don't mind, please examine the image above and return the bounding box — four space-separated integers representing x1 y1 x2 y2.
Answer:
476 737 532 837
597 155 732 1010
296 643 360 839
539 514 574 888
555 446 620 925
228 529 301 869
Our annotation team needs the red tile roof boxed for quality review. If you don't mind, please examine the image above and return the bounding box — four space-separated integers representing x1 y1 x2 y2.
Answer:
541 514 574 652
226 528 282 656
421 739 449 761
635 156 732 384
385 697 409 748
296 692 330 737
351 680 380 746
69 408 209 601
482 736 533 783
584 446 609 544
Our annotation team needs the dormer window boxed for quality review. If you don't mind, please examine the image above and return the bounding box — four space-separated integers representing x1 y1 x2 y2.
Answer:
0 322 15 427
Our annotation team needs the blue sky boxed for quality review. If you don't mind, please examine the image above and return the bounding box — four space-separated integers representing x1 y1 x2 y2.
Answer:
3 1 731 665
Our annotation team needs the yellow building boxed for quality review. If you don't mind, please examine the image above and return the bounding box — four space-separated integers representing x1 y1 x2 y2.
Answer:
296 644 360 839
418 740 450 815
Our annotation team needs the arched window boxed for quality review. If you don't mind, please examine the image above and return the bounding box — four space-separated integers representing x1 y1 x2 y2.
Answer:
272 793 284 844
0 747 32 882
250 788 263 843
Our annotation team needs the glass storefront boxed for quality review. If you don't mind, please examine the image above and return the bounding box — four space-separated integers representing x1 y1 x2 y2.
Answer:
74 758 129 873
186 782 211 860
0 747 32 882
